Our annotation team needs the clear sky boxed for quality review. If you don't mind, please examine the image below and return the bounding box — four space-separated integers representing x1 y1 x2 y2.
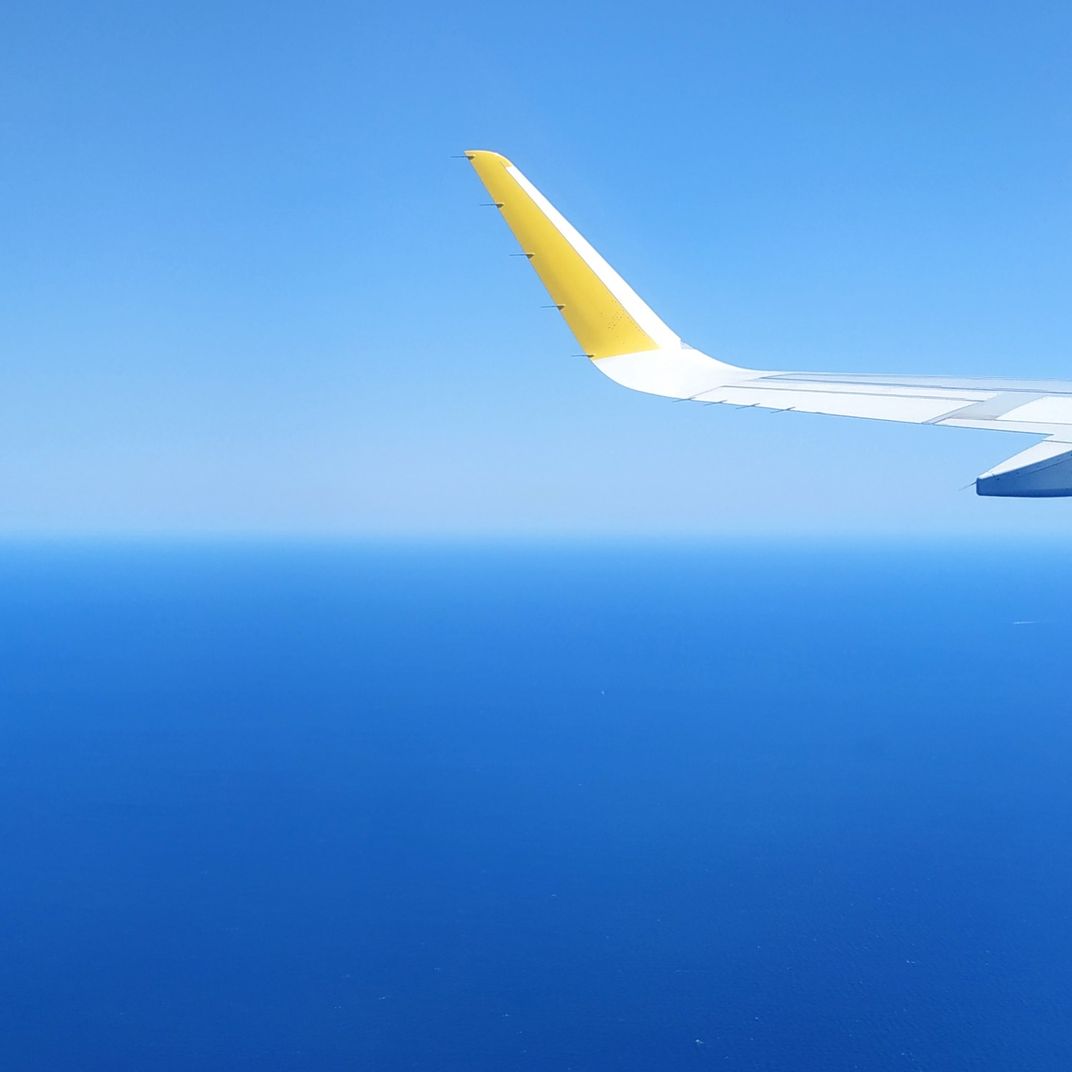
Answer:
4 1 1071 537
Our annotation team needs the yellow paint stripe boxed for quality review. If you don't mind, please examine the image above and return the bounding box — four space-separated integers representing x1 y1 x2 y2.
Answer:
466 150 658 360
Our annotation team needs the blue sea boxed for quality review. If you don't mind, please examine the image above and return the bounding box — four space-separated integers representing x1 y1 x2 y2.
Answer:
2 542 1071 1070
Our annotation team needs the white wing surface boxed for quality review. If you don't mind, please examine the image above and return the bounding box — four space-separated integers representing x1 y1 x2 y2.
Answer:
466 150 1072 497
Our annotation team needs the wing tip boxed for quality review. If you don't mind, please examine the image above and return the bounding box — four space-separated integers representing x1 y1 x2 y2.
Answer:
464 149 514 169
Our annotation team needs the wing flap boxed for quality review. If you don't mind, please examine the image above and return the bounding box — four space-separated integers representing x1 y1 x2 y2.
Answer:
692 384 974 423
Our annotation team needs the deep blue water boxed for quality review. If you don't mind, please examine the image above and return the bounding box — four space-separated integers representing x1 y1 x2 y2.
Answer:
2 542 1071 1070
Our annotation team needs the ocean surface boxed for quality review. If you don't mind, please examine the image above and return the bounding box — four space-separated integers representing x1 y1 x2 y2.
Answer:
2 542 1071 1070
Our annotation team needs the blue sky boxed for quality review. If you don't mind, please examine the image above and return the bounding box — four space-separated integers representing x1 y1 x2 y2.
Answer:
3 1 1071 536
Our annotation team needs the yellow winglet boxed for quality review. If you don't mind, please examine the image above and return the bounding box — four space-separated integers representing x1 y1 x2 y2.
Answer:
466 150 676 360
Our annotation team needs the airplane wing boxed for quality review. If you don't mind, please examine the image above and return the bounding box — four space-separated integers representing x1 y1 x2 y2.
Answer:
466 149 1072 498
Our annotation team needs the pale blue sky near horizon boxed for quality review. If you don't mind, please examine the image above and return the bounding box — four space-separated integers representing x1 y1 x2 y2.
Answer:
4 1 1071 537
